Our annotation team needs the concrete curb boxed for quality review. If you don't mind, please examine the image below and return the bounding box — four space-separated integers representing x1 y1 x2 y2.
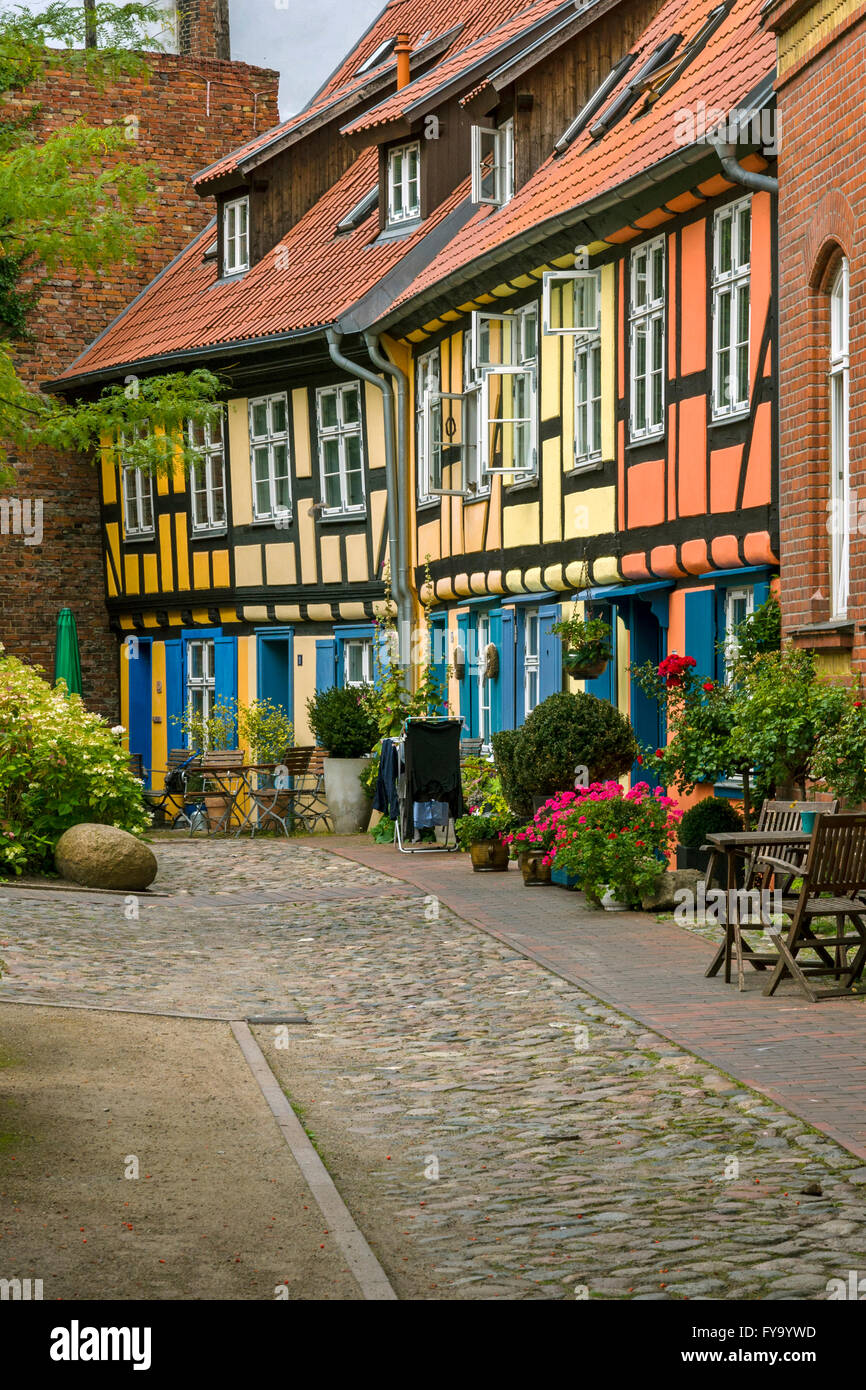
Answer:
230 1020 398 1301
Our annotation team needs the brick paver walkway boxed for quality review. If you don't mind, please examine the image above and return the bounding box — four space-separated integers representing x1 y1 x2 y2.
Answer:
308 838 866 1162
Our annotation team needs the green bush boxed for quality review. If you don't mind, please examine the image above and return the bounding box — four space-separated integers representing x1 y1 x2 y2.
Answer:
678 796 743 849
306 685 379 759
493 692 637 818
0 646 149 876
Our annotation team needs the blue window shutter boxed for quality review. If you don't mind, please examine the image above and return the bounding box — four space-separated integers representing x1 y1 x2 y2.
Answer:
164 639 184 752
684 590 716 683
429 616 449 717
315 639 337 694
585 603 616 706
539 605 562 704
500 609 516 730
489 609 503 734
753 580 770 610
213 636 238 745
457 613 475 736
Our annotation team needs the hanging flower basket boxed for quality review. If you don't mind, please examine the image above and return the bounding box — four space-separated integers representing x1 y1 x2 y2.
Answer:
563 651 609 681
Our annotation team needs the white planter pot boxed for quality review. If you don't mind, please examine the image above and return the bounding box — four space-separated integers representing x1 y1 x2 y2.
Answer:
323 756 372 835
601 888 630 912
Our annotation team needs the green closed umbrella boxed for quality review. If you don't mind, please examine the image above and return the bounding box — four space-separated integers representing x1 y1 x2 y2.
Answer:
54 608 83 696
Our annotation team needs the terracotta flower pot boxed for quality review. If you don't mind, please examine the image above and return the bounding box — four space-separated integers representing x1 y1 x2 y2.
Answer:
519 851 552 886
470 840 510 872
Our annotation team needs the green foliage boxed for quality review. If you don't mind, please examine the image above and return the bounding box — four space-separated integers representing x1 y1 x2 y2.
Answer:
0 2 220 482
461 755 508 815
307 686 379 759
734 593 782 663
237 700 294 765
678 796 743 849
369 563 449 738
455 807 518 850
370 813 396 845
550 784 681 907
176 698 237 754
553 612 613 670
632 660 738 794
492 692 637 818
728 647 847 800
810 682 866 806
0 643 148 875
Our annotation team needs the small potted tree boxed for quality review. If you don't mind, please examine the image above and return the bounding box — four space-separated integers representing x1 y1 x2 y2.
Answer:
307 686 379 834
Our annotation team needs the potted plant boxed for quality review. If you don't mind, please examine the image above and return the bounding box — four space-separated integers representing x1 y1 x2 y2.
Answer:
306 685 379 834
502 804 560 886
455 808 516 871
676 797 743 872
178 698 239 831
549 781 681 910
553 611 613 681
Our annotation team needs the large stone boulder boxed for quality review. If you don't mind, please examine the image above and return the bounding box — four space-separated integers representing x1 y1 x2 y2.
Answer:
55 824 157 892
641 868 703 912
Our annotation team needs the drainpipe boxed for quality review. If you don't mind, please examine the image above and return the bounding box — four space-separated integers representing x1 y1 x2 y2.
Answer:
364 331 413 661
325 327 409 671
710 138 778 195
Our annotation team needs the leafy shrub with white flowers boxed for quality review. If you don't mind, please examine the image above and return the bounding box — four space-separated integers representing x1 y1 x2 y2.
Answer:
0 646 148 876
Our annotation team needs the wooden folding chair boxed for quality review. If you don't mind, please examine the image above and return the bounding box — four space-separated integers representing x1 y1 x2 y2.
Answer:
197 750 246 835
143 749 201 828
762 813 866 1002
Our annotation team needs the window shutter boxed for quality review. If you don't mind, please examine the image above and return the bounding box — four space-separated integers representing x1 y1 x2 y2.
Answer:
457 612 475 736
489 609 503 735
584 605 616 706
315 638 337 694
213 636 238 746
539 605 562 704
684 590 716 683
164 639 184 754
499 608 516 731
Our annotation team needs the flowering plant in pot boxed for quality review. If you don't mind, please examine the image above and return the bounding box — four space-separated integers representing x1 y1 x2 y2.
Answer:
502 805 562 885
552 612 613 681
455 807 517 872
548 782 681 909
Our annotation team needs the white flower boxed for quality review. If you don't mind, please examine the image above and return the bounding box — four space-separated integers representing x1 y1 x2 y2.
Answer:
111 726 126 736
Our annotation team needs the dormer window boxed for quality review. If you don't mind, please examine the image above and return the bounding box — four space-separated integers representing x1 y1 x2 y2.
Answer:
471 119 514 208
387 142 421 225
223 196 249 276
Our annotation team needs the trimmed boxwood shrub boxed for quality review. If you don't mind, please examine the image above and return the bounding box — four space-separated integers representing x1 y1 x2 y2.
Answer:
306 685 379 759
492 691 637 818
678 796 743 848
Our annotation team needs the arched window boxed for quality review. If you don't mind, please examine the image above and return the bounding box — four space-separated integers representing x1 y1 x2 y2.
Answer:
829 258 850 617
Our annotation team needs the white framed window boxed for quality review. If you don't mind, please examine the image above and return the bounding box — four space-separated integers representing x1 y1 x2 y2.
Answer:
724 586 755 676
417 349 442 502
120 429 154 538
187 638 215 742
317 384 366 515
249 392 292 523
830 257 850 618
629 235 665 441
463 328 488 497
542 269 600 337
387 141 421 224
575 334 602 466
712 198 751 419
477 303 538 478
344 638 373 687
471 119 514 208
524 609 540 714
223 196 249 276
188 414 227 534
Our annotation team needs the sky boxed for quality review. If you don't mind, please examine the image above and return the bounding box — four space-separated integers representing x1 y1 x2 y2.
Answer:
5 0 387 115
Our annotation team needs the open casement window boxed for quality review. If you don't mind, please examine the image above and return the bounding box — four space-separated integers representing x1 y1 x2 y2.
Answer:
223 196 249 276
387 141 421 225
542 269 601 337
473 305 538 478
471 120 514 208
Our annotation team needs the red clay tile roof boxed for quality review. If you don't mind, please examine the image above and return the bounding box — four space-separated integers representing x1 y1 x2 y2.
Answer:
194 0 548 188
54 151 468 382
386 0 775 319
341 0 571 136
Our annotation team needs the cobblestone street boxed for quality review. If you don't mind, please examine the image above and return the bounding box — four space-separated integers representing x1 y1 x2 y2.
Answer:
2 837 866 1300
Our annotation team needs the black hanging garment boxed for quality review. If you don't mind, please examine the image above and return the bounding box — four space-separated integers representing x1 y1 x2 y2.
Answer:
403 721 464 838
373 738 400 821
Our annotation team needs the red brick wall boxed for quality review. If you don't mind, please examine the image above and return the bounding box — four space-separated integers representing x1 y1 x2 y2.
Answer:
773 11 866 672
0 45 279 719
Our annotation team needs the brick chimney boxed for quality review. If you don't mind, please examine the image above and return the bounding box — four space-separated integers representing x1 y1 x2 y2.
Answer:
395 32 412 90
176 0 230 61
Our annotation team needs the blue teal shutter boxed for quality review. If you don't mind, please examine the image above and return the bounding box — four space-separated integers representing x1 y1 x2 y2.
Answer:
539 605 562 704
500 609 516 730
489 609 503 734
457 612 475 735
685 590 716 683
164 639 184 752
585 603 615 706
753 580 770 610
429 616 448 717
316 639 337 693
214 636 238 745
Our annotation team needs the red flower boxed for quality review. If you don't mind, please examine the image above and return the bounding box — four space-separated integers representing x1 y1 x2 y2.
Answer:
856 702 863 710
637 755 643 765
702 681 715 693
607 832 618 840
656 749 663 758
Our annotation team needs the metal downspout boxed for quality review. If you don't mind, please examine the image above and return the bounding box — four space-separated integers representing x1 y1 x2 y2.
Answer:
325 328 407 671
710 139 778 195
363 332 413 664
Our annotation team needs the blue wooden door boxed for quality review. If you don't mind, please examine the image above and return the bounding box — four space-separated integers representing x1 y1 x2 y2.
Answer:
628 598 664 788
127 637 152 786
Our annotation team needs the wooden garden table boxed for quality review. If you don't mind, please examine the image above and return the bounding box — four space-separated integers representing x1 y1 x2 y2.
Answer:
703 830 811 982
